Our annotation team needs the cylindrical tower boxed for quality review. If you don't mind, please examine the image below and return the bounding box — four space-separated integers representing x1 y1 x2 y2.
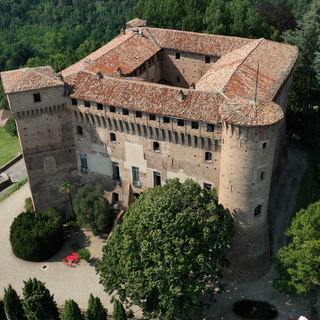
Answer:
219 98 283 281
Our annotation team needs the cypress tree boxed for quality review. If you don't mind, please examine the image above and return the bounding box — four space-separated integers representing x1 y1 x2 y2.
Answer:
113 300 127 320
61 299 84 320
87 293 107 320
3 284 26 320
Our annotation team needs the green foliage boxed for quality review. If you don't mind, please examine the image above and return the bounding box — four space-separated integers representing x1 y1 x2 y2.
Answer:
0 301 5 320
4 116 17 136
0 177 28 203
25 197 34 212
73 184 114 236
22 278 59 320
10 208 64 262
96 178 235 320
87 293 107 320
113 300 127 320
126 309 134 318
66 220 82 230
273 201 320 294
78 248 91 261
61 299 84 320
3 284 26 320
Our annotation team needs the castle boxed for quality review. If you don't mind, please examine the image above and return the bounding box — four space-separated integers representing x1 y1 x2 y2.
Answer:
1 19 298 280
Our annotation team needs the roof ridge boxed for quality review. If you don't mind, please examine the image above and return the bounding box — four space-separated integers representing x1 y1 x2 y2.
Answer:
221 38 264 93
145 28 161 48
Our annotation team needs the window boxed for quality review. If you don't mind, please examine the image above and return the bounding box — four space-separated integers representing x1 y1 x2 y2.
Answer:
97 103 103 110
112 192 119 204
154 171 161 187
136 111 142 118
76 126 83 136
149 114 156 121
80 154 88 173
163 117 170 123
153 141 160 152
254 205 262 217
33 93 41 103
84 100 90 108
205 56 210 64
263 142 267 149
207 124 214 132
71 98 77 105
204 183 212 190
205 152 212 162
132 167 140 186
177 119 184 126
109 106 116 113
176 52 180 59
192 121 199 129
177 76 180 83
123 108 129 115
260 171 265 181
110 133 116 142
112 162 120 180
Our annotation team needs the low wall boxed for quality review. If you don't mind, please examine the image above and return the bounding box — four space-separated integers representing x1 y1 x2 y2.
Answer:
0 153 23 174
0 177 12 190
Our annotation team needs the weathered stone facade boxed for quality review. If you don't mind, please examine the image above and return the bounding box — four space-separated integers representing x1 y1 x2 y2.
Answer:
1 20 298 281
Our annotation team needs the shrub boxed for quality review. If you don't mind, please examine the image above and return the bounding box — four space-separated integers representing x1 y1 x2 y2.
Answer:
4 116 17 136
78 248 91 261
10 208 64 261
126 309 134 318
87 293 107 320
61 299 84 320
3 284 26 320
66 220 82 230
113 300 127 320
25 197 34 212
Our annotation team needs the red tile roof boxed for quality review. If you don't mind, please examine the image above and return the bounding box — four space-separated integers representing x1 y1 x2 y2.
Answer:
1 67 62 93
219 98 284 126
66 71 225 123
0 109 12 127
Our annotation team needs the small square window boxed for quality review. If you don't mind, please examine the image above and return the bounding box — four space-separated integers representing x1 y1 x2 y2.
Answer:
205 152 212 162
123 109 129 115
153 141 160 152
263 142 267 149
163 117 170 123
76 126 83 135
84 101 90 108
136 111 142 118
204 183 212 190
112 162 120 180
33 93 41 103
207 124 214 132
177 76 180 83
192 121 199 129
177 119 184 126
149 114 156 121
112 192 119 204
176 52 180 59
109 106 116 113
254 205 262 217
71 98 77 105
205 56 210 64
97 103 103 110
110 133 116 142
154 171 161 187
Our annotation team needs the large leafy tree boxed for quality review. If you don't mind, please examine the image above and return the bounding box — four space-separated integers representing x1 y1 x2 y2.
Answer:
273 201 320 294
96 178 235 320
73 184 114 236
22 278 59 320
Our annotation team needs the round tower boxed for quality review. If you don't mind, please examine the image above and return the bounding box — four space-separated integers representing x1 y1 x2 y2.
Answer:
219 98 284 281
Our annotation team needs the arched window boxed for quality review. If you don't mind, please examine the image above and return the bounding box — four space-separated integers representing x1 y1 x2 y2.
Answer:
153 142 160 152
205 152 212 162
110 133 116 142
76 126 83 136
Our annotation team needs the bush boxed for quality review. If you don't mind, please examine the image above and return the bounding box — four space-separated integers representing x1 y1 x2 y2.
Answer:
10 208 64 261
113 300 127 320
87 293 107 320
25 197 34 212
78 248 91 261
3 284 26 320
61 299 84 320
4 116 17 136
66 220 82 230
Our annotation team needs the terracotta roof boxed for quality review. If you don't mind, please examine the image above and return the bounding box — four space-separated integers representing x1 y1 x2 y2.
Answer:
66 71 225 123
126 18 147 28
219 98 284 126
0 109 12 127
1 67 63 93
145 28 254 56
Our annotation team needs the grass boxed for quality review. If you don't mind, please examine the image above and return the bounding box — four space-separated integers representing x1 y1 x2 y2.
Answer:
0 127 20 168
0 177 28 203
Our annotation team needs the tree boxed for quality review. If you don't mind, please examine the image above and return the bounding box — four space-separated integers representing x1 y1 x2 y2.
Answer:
273 201 320 294
73 184 114 236
113 300 127 320
87 293 107 320
96 178 235 320
61 299 84 320
3 284 26 320
4 116 17 136
60 180 74 216
22 278 59 320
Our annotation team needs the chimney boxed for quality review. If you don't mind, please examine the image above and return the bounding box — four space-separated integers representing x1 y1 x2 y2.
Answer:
189 82 195 89
97 71 103 80
120 28 125 35
116 68 122 77
177 90 186 101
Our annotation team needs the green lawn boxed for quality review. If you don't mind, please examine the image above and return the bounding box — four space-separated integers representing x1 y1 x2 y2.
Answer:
0 127 20 168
